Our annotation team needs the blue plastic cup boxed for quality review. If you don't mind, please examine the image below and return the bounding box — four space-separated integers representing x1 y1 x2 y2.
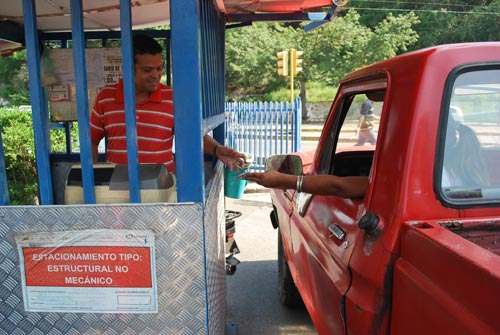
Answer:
224 166 248 199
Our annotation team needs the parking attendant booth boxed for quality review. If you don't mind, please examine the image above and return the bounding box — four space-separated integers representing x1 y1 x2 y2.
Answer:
0 0 337 333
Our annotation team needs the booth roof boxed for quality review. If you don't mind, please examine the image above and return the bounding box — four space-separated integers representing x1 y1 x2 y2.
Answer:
0 0 332 32
0 0 332 54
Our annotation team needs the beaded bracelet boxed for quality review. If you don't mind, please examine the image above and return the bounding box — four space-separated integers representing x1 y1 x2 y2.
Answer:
213 144 221 157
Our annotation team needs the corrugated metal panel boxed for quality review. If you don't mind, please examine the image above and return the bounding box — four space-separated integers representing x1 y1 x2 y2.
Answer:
0 163 227 334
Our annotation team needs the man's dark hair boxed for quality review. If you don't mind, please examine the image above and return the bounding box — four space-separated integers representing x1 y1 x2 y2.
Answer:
133 34 163 63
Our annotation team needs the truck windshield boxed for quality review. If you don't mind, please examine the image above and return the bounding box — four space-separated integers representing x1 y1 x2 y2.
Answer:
441 67 500 204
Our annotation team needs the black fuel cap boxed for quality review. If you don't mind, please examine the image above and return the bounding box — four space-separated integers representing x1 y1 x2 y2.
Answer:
358 211 379 234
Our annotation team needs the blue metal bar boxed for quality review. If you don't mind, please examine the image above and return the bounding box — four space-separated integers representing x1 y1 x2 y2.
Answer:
120 0 141 203
0 131 10 205
278 103 282 154
273 103 277 155
239 103 244 153
200 0 226 145
49 123 65 129
260 102 266 170
254 102 260 164
22 0 54 205
280 103 285 153
201 1 210 121
217 15 226 137
171 0 205 203
70 0 96 204
203 114 225 135
244 103 250 154
264 103 269 162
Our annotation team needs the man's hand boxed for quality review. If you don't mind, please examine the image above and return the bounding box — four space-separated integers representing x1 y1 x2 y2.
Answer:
216 145 247 171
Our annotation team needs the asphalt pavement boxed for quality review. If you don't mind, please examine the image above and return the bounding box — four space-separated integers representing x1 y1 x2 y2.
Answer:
225 187 318 335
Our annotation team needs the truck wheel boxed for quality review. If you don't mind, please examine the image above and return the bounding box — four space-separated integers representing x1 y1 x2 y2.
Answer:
278 229 304 308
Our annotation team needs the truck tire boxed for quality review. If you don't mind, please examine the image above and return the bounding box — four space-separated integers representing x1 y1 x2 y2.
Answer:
278 229 304 308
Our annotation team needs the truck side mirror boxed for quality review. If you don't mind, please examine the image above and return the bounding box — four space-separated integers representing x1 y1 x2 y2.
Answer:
265 154 303 175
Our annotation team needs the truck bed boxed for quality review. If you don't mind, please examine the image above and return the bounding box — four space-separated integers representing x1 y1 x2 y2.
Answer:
391 220 500 334
444 219 500 257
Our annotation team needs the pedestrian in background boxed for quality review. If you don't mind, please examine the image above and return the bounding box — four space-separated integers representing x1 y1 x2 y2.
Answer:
355 98 377 146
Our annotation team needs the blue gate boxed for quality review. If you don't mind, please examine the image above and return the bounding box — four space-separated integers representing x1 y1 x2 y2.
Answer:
225 98 302 171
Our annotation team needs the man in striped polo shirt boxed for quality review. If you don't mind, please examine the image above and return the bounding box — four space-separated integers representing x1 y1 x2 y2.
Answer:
90 34 245 174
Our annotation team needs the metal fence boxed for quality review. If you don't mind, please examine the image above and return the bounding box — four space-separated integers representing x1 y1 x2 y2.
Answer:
224 99 302 171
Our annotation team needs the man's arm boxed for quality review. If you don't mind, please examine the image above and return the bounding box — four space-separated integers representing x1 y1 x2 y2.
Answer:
203 135 220 157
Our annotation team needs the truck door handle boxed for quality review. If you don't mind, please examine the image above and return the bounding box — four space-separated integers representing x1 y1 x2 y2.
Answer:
328 224 346 241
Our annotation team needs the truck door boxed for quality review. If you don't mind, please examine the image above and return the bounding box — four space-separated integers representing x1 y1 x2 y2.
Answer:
290 87 386 334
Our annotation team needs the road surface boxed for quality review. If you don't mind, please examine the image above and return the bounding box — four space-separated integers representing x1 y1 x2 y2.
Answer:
226 192 318 335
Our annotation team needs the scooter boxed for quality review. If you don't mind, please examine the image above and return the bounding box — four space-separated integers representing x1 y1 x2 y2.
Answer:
225 210 241 275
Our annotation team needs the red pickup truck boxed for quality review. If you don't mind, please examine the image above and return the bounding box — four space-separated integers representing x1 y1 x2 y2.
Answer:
268 42 500 335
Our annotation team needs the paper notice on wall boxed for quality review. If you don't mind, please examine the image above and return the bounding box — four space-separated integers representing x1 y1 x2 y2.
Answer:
42 48 123 121
41 48 105 87
15 229 157 313
48 85 70 102
103 48 123 86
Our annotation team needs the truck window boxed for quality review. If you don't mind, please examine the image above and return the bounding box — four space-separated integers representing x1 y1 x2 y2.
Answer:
317 91 385 176
440 67 500 205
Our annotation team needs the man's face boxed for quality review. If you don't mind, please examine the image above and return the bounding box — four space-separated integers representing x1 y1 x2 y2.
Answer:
134 53 163 95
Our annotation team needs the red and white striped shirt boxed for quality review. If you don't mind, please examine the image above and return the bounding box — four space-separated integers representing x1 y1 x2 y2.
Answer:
90 79 175 172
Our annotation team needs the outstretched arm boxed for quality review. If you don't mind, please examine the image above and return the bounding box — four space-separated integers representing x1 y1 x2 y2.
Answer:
244 170 368 198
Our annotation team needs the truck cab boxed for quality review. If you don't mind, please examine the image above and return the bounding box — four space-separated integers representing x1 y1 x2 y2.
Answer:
269 42 500 334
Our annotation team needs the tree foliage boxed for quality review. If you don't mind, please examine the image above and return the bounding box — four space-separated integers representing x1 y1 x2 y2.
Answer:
0 50 30 105
297 10 419 85
0 108 38 204
350 0 500 49
226 23 296 96
225 10 419 100
0 107 73 205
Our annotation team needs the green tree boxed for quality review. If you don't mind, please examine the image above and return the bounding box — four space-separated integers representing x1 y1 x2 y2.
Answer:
0 50 30 105
226 22 295 97
0 107 76 205
298 9 419 83
296 10 418 118
349 0 500 50
225 10 419 119
0 108 38 204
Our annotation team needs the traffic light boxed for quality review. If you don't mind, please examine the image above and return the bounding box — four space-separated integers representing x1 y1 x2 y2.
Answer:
277 50 289 77
290 49 303 76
